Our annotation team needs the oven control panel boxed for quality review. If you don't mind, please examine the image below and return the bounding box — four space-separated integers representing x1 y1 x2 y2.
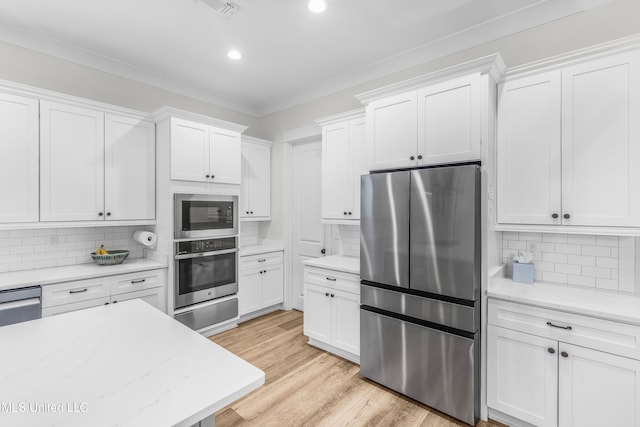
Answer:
176 237 237 255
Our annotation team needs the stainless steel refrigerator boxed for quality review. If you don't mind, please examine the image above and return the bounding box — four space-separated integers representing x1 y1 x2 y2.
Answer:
360 163 480 425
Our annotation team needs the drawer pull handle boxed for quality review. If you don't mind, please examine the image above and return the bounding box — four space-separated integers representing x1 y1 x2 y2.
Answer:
547 321 572 331
258 259 266 262
326 277 337 281
69 288 88 294
131 279 146 284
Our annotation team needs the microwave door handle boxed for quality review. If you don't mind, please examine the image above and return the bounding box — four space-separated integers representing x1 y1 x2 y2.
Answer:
174 248 239 260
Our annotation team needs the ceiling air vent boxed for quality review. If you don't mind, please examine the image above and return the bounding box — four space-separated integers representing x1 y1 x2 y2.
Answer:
200 0 241 18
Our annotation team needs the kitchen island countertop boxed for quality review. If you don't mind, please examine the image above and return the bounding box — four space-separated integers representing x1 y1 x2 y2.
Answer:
0 299 264 426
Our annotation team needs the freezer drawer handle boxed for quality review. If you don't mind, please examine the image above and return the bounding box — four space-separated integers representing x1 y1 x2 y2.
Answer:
326 277 337 282
547 321 572 331
69 288 88 294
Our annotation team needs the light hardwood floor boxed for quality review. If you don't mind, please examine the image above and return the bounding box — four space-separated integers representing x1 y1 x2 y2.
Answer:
211 310 504 427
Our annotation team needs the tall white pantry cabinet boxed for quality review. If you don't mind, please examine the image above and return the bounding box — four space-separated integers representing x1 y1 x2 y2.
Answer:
497 49 640 228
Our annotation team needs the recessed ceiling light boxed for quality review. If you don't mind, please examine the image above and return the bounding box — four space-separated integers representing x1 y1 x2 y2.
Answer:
227 50 242 60
308 0 326 13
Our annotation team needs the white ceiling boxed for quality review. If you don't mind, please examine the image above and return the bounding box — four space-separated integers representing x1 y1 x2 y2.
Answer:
0 0 610 116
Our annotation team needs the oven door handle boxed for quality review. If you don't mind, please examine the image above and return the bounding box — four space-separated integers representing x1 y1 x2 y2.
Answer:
175 248 238 260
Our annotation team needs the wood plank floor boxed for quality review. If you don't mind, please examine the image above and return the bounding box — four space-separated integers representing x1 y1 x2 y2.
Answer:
210 310 504 427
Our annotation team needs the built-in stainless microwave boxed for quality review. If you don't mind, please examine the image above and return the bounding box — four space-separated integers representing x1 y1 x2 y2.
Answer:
174 194 238 239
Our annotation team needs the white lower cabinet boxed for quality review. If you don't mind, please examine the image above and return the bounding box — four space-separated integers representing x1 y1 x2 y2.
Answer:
42 268 167 317
488 299 640 427
303 266 360 362
238 251 284 316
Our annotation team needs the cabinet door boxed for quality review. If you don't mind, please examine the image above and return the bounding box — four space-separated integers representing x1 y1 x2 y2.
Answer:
239 269 263 316
40 101 105 221
303 283 331 343
322 121 352 219
240 141 252 218
111 287 165 311
350 117 367 220
558 342 640 427
104 114 155 221
497 71 562 225
209 127 241 184
417 74 481 165
367 91 418 171
487 326 558 427
170 118 209 182
247 143 271 218
0 93 39 223
262 264 283 307
331 289 360 356
561 51 640 226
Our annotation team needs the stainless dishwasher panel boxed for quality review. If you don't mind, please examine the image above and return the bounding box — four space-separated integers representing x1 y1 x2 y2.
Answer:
360 308 478 425
174 297 238 331
0 286 41 327
361 284 478 333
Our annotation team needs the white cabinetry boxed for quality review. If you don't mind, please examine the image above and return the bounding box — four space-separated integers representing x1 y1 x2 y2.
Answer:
487 298 640 427
303 266 360 362
40 101 155 222
241 136 272 220
170 117 241 184
317 109 366 222
497 49 640 228
238 251 283 317
42 269 167 316
361 67 496 171
0 93 39 223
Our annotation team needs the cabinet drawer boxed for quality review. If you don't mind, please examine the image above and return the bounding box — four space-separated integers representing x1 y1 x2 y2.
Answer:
42 278 110 308
42 297 110 317
304 267 359 294
489 299 640 360
110 269 166 295
240 251 283 270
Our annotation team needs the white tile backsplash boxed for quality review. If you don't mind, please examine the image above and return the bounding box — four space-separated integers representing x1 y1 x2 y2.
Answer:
503 232 637 294
240 222 259 247
337 225 360 257
0 226 147 273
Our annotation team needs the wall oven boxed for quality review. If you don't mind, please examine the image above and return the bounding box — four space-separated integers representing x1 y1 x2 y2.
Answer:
174 194 238 239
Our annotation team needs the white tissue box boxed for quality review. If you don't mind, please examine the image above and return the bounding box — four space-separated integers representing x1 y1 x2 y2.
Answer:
513 262 534 284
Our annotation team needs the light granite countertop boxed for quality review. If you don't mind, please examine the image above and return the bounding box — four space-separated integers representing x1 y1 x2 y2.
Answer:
0 299 264 427
239 242 284 257
489 275 640 326
304 255 360 275
0 258 167 291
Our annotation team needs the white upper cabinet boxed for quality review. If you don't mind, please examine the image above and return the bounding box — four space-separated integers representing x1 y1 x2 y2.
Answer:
367 92 417 171
497 71 562 225
241 136 272 220
40 101 155 223
170 117 241 184
417 73 482 165
104 114 155 221
497 49 640 228
561 51 640 227
40 101 105 222
318 109 366 222
0 93 39 223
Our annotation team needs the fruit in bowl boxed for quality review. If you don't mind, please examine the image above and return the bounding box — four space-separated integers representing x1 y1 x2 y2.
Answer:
91 245 129 265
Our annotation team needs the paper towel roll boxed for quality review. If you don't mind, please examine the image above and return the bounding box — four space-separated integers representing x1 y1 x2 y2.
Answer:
133 231 157 248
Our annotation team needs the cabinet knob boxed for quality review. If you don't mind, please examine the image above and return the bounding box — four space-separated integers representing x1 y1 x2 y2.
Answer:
106 212 111 217
263 270 266 274
325 292 330 297
104 302 110 305
563 213 571 219
551 213 559 219
410 155 415 161
417 154 423 160
98 212 103 216
561 351 569 358
320 248 326 255
330 293 335 298
211 174 215 179
348 212 352 215
548 347 555 354
259 270 263 274
206 174 210 178
113 300 118 304
250 211 253 214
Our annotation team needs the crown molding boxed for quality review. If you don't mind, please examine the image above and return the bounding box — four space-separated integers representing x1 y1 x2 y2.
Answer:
151 106 248 133
315 108 365 127
354 54 506 105
241 135 273 147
